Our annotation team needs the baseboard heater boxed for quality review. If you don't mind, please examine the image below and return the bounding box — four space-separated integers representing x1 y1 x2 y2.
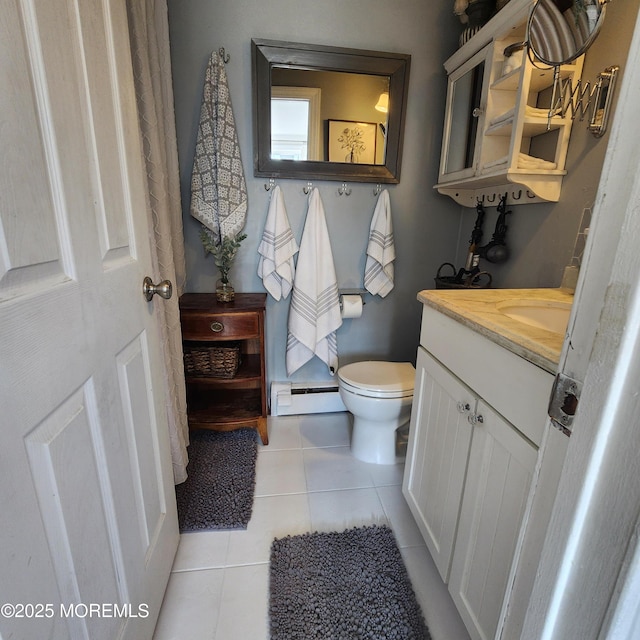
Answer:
270 381 347 416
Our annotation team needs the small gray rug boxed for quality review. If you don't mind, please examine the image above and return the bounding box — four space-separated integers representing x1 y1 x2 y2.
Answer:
269 525 431 639
175 428 258 532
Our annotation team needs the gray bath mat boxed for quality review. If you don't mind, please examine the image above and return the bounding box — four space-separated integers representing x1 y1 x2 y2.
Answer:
175 428 258 532
269 524 431 639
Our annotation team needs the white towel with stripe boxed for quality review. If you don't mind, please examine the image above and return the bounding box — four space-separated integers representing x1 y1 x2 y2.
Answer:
257 185 298 300
364 189 395 297
286 188 342 376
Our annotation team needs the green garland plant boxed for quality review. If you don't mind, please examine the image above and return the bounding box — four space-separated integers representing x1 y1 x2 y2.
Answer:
200 229 247 283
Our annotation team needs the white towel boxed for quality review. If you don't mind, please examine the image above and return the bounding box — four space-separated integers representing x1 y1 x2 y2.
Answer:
190 50 247 242
525 104 561 119
257 186 298 300
286 189 342 376
488 107 515 128
489 105 560 130
482 154 509 171
518 152 557 170
364 190 395 297
482 152 556 173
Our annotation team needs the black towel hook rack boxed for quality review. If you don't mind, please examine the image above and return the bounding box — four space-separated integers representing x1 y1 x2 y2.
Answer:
219 47 230 63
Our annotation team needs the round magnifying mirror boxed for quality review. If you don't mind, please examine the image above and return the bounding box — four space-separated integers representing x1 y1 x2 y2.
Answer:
527 0 607 66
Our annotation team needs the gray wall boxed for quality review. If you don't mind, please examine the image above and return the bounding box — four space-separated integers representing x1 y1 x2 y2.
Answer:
166 0 637 389
167 0 462 386
453 0 638 289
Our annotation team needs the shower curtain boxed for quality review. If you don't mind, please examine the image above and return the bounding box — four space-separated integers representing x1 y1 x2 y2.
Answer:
127 0 189 483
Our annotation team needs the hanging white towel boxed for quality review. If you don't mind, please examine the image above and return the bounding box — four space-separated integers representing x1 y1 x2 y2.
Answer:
364 189 395 297
286 189 342 376
257 185 298 300
190 50 247 242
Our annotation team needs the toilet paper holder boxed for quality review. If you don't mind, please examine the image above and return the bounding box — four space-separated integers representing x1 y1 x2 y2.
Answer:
338 289 366 317
338 289 366 301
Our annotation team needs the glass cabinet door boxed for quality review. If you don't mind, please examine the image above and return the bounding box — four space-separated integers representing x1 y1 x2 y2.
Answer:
439 45 491 181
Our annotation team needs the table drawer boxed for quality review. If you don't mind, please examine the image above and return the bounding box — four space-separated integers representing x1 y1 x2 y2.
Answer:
180 311 260 340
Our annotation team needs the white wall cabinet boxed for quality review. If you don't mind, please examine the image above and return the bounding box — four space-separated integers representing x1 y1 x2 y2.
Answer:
436 3 583 206
403 304 553 640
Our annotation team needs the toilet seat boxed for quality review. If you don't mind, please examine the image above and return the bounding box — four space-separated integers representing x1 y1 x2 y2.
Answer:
338 361 415 399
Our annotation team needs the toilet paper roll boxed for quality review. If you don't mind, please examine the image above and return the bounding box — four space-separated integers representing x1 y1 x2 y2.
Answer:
340 294 363 319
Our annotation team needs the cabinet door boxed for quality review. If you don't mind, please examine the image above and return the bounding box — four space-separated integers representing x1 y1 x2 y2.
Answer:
438 44 491 183
449 399 538 640
402 348 475 581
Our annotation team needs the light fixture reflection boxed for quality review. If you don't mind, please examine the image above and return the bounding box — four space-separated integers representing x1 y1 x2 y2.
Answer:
375 92 389 113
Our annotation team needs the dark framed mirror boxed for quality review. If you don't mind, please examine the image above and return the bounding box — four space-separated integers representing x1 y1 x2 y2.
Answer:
252 39 411 183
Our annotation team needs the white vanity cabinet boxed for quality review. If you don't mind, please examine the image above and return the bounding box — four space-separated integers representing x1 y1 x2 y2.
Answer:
404 347 476 581
448 396 537 640
435 0 583 206
403 304 554 640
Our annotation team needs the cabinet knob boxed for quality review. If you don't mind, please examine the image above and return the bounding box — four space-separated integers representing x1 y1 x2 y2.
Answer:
472 107 484 118
457 401 470 414
210 321 224 333
468 413 484 426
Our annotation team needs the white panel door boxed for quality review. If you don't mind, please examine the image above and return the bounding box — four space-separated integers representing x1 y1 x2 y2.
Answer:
449 400 537 640
402 347 475 581
0 1 179 639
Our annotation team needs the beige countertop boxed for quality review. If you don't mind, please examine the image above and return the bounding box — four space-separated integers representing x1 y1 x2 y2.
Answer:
417 287 574 373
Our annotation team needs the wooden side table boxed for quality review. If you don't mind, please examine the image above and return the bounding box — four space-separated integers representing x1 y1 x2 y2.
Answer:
179 293 268 445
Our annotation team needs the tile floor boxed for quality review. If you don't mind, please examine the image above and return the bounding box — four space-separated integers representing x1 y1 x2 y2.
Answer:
153 412 470 640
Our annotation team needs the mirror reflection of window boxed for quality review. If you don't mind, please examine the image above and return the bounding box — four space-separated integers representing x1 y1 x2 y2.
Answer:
271 68 389 165
270 86 321 161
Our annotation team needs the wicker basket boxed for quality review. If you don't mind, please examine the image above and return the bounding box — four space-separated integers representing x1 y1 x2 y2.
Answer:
183 342 241 378
434 262 492 290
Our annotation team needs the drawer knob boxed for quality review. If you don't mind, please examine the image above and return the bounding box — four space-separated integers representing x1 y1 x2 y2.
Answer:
210 321 224 333
468 413 484 426
457 401 470 414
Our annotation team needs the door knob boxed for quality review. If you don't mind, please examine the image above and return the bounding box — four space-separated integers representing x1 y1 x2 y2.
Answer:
143 276 173 301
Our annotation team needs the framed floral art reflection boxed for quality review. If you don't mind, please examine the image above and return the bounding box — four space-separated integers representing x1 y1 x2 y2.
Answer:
328 120 377 164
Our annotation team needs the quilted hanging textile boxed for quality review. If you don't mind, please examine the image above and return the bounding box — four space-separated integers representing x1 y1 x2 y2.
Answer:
190 50 247 241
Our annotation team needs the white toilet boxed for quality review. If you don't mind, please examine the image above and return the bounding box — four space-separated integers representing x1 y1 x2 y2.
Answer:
337 361 416 465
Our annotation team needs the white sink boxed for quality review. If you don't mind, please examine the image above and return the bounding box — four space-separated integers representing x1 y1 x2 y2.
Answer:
496 299 571 334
